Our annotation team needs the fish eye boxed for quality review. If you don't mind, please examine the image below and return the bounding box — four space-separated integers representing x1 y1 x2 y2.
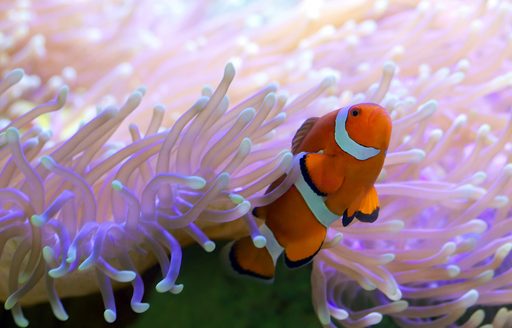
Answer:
350 108 360 117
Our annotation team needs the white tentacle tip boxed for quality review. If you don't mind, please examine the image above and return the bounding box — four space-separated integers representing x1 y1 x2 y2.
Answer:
40 155 56 170
477 124 491 137
383 61 397 74
42 246 55 263
136 85 147 96
496 243 512 259
0 132 7 147
156 279 184 294
217 172 230 185
454 114 468 127
127 90 143 107
468 219 487 233
186 176 207 189
447 265 460 277
456 184 485 198
40 130 53 141
6 68 25 83
410 149 426 162
49 267 67 278
117 271 137 282
279 151 294 166
329 307 349 321
132 302 150 313
428 129 443 141
26 137 40 149
239 138 252 155
5 127 20 143
78 257 94 271
170 284 184 294
154 103 165 113
471 171 487 185
228 193 245 204
240 200 251 213
54 309 69 321
387 288 402 301
323 233 343 248
224 62 236 80
321 75 337 88
66 248 77 264
156 279 172 293
31 214 47 227
477 269 494 281
154 281 168 293
4 296 16 310
18 271 31 284
195 96 210 109
388 220 405 232
317 309 332 325
503 163 512 176
393 300 409 312
253 235 267 248
442 242 457 254
364 312 383 325
201 85 213 96
462 289 479 305
104 309 116 323
264 92 276 105
57 85 69 104
419 99 438 115
111 180 123 191
267 81 280 91
275 112 287 122
381 253 395 264
203 240 216 252
14 316 29 328
239 107 256 122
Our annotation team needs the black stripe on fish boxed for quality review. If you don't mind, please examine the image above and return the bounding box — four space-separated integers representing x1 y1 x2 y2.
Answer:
300 154 327 197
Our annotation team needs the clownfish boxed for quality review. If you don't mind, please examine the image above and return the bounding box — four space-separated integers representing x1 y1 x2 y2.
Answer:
226 103 392 281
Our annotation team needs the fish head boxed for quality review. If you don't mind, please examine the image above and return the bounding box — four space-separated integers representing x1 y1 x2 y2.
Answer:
329 103 392 159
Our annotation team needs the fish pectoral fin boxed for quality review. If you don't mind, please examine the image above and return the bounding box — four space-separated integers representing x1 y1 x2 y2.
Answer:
355 186 380 223
301 153 344 195
292 117 319 154
283 231 325 268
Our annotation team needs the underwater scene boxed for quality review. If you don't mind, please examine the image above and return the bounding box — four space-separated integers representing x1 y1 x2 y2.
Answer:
0 0 512 327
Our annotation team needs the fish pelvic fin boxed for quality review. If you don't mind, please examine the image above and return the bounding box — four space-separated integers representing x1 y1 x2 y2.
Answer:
283 230 326 268
225 236 275 281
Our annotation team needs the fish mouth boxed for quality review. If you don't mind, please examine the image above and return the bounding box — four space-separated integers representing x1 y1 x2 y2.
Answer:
369 106 392 127
368 106 392 147
368 106 386 123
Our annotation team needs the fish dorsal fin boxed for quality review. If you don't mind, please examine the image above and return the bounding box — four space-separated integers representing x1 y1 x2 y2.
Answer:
291 117 319 154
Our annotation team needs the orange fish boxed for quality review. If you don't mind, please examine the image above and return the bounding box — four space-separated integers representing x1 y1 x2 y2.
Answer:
226 103 392 281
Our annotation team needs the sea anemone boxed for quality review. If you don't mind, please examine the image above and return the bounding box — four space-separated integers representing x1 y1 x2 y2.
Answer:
1 0 512 327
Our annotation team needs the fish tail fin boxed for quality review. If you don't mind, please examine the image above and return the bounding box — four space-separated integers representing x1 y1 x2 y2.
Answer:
223 236 275 282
